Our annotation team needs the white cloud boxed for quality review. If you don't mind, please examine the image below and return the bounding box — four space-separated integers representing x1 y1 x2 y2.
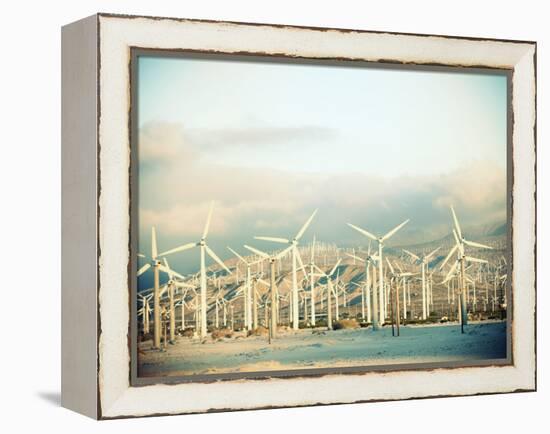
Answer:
138 122 506 249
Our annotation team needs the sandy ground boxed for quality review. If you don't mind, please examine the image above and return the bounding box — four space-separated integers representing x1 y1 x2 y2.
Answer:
137 321 507 377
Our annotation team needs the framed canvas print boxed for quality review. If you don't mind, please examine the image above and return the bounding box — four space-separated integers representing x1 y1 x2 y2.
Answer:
61 13 536 419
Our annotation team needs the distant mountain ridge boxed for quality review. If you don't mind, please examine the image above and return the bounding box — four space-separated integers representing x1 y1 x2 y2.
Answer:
392 220 507 253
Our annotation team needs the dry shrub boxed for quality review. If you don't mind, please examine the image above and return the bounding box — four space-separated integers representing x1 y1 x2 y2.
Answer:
247 326 269 337
211 328 234 339
333 319 359 330
181 328 195 337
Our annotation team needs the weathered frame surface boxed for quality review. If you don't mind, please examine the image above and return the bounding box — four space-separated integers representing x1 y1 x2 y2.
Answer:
62 13 536 419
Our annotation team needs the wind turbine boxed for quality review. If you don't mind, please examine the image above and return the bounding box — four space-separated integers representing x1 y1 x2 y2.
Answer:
313 259 342 330
402 247 440 320
138 294 153 334
347 219 409 325
254 209 318 330
137 227 187 349
386 258 415 335
252 276 271 329
244 244 293 338
160 258 195 343
158 203 231 338
439 206 492 332
227 246 262 330
346 248 379 329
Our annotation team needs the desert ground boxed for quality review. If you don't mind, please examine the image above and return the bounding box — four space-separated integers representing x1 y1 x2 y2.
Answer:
138 320 507 377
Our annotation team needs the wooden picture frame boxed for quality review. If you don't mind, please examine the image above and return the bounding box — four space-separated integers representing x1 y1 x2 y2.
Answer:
61 13 536 419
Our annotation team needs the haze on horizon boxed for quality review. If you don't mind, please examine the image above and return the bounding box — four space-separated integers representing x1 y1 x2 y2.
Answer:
137 54 508 276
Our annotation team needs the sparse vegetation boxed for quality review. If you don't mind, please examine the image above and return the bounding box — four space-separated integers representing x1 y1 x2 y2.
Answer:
211 328 234 339
333 319 360 330
181 328 195 337
247 326 269 337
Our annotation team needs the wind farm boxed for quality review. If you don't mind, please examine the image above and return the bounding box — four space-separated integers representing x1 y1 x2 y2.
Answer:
136 204 508 377
135 54 509 378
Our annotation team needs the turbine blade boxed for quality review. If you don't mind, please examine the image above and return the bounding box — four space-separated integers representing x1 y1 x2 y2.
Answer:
162 258 173 279
452 229 464 255
385 257 395 274
381 219 410 242
450 206 462 240
329 259 342 277
151 227 158 259
175 281 195 289
439 245 458 270
158 242 198 257
295 247 307 275
137 263 151 277
158 264 185 280
347 223 378 241
444 260 458 282
244 244 270 259
314 264 326 276
425 246 441 261
465 256 488 264
402 249 420 261
202 202 214 239
345 253 365 262
295 209 318 240
137 253 146 259
464 239 493 250
227 246 247 264
275 245 294 260
254 236 290 244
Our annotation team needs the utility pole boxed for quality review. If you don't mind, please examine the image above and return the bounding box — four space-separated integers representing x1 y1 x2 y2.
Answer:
395 281 401 336
153 260 161 349
327 281 333 330
270 259 277 339
459 258 468 333
372 265 379 330
253 279 258 329
169 283 175 343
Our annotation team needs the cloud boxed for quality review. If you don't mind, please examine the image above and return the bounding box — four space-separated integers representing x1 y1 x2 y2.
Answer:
139 122 197 168
185 126 339 150
432 161 506 221
138 122 506 271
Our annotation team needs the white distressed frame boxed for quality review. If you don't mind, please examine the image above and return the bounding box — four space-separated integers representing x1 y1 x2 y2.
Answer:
96 14 536 418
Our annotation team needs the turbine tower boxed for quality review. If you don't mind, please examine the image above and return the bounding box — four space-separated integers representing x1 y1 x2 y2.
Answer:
386 258 415 334
313 259 342 330
255 209 318 330
402 247 440 320
347 219 409 325
346 248 379 329
308 236 321 326
227 246 262 330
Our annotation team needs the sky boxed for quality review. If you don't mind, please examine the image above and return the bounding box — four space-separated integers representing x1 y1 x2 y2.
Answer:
137 54 508 276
